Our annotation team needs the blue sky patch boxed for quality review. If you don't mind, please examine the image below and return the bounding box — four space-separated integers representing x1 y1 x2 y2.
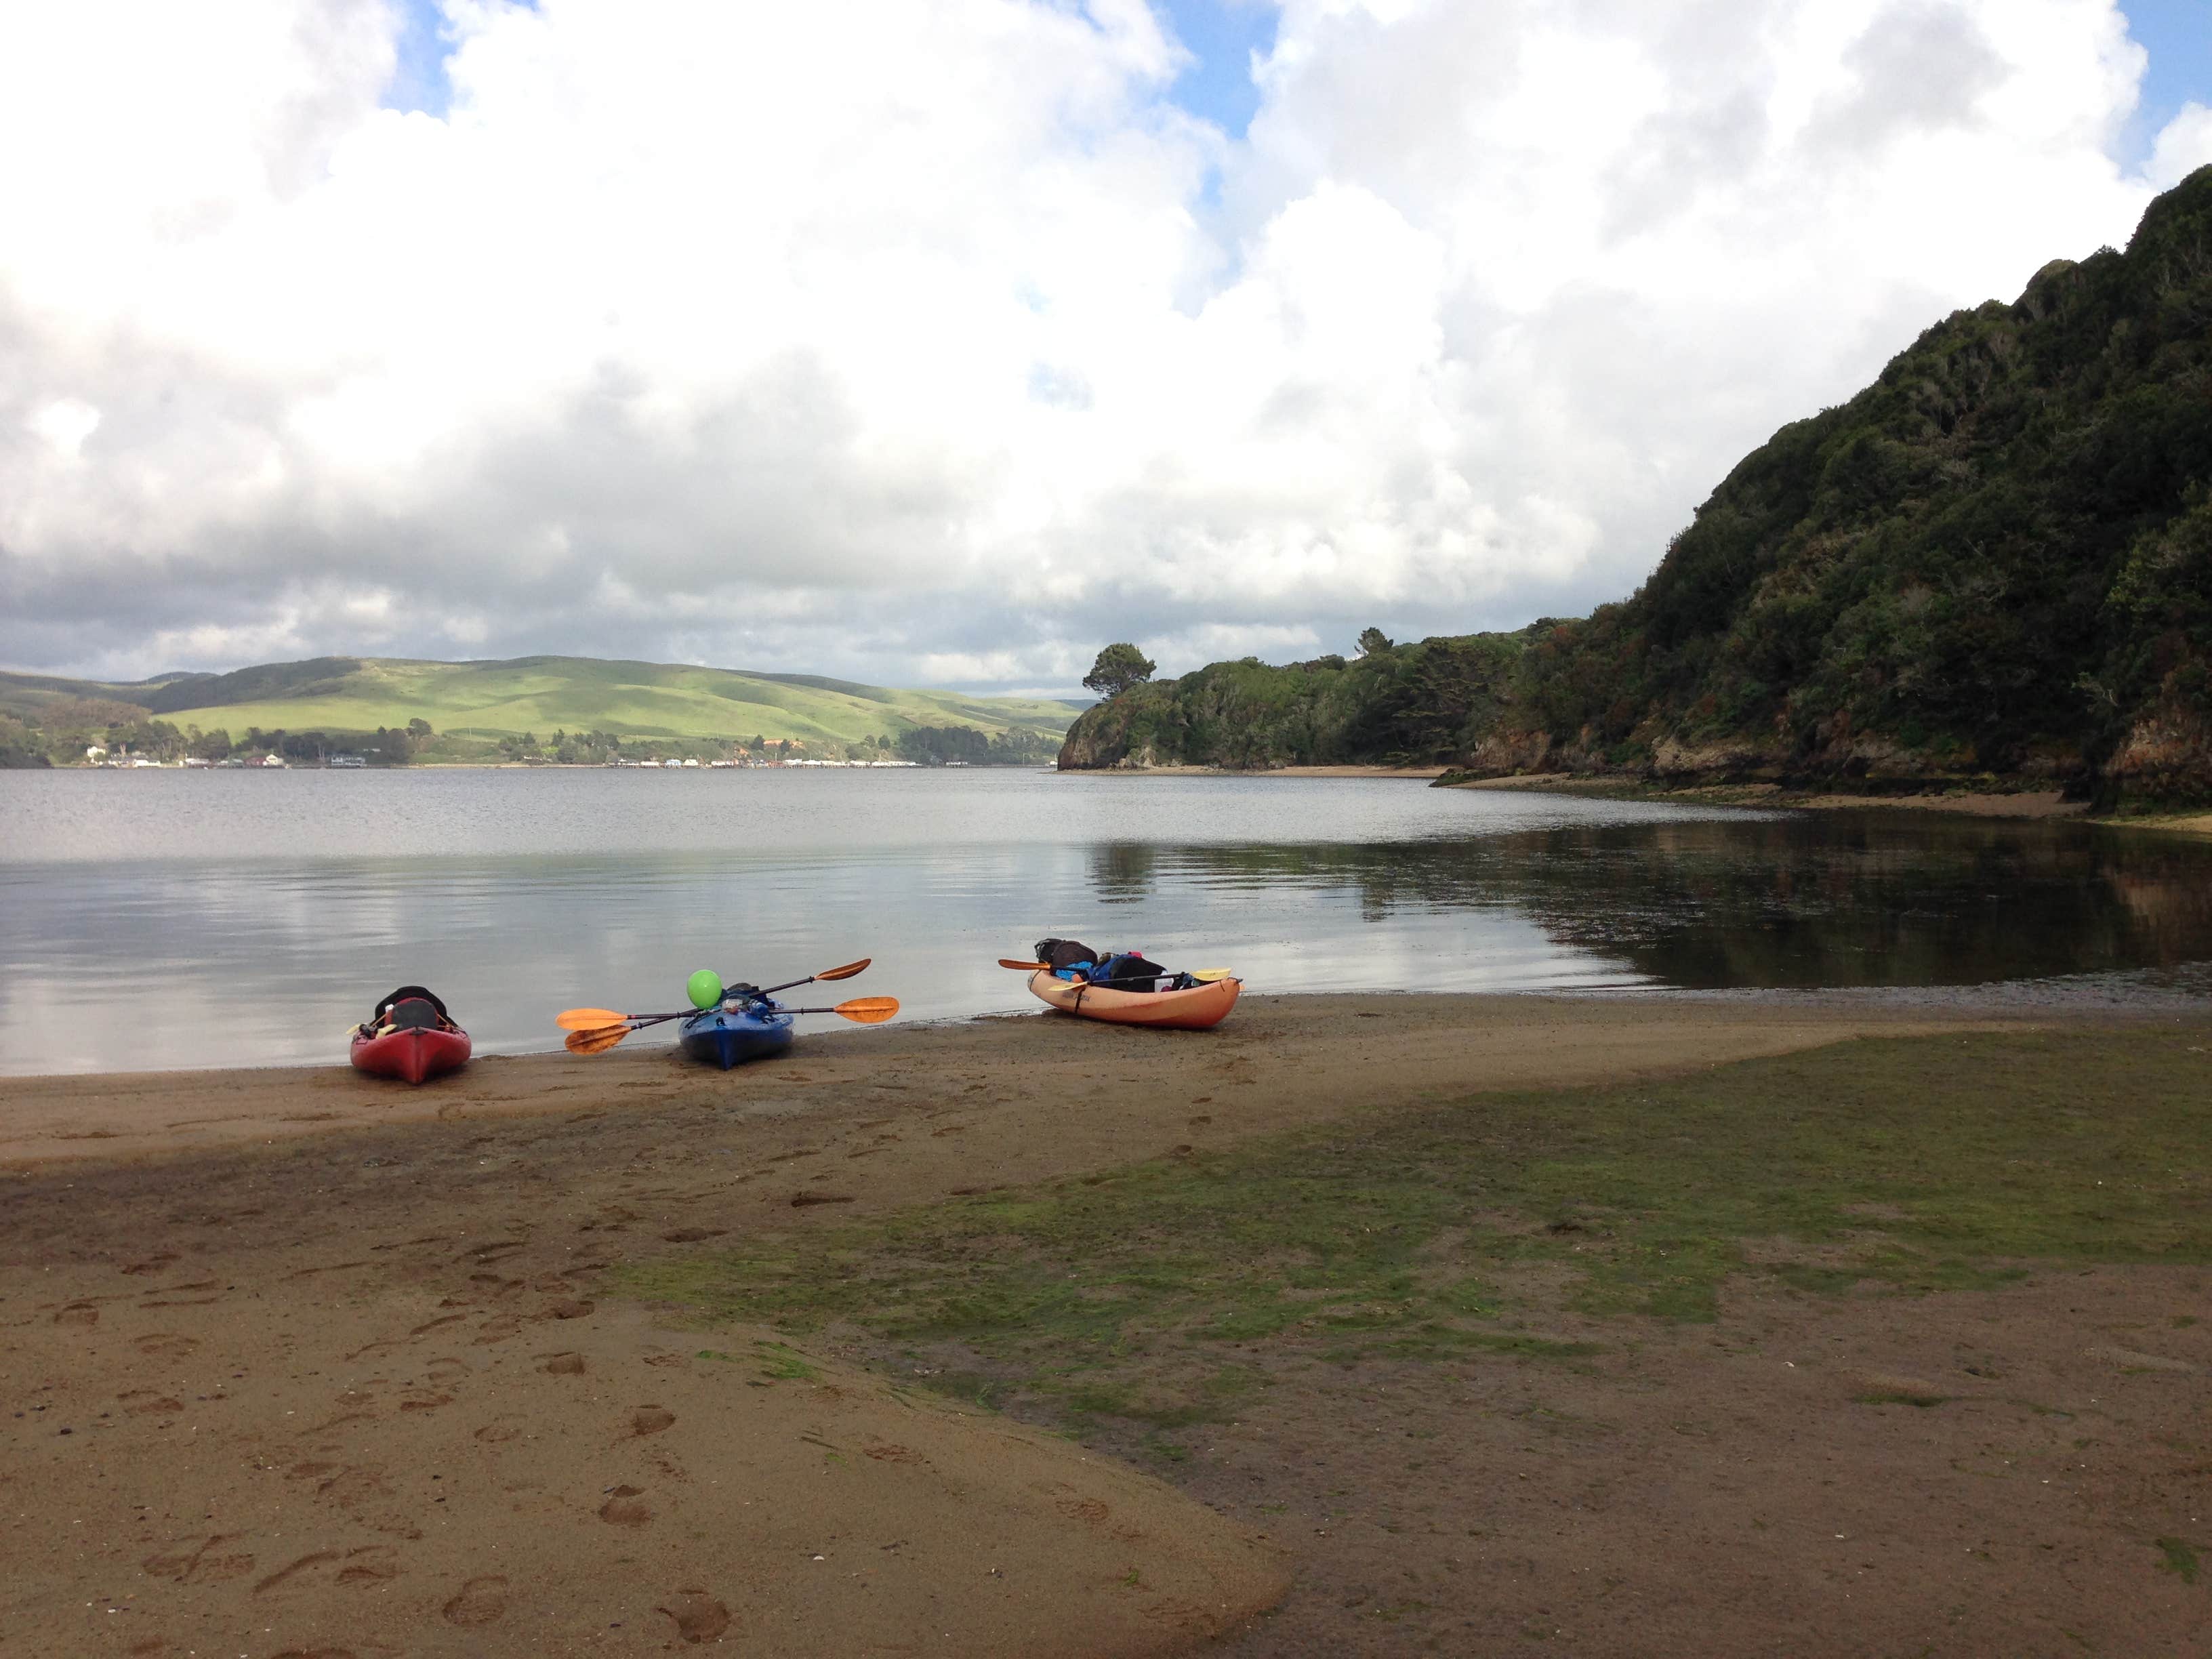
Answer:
1157 0 1277 138
2120 0 2212 167
382 0 454 117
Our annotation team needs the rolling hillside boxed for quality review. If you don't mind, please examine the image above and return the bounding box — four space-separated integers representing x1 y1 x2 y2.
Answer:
0 655 1081 759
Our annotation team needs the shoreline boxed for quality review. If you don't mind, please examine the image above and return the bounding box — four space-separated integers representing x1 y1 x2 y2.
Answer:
1045 763 2212 827
1446 772 2212 834
3 979 2197 1120
8 995 2208 1656
0 991 2056 1170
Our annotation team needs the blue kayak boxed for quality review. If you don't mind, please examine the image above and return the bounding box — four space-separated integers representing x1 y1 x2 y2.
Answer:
678 998 795 1069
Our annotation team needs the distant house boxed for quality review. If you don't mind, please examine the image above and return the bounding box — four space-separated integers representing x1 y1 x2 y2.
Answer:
258 754 287 768
85 745 106 761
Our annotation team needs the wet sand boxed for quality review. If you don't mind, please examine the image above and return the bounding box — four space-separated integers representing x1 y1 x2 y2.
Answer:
0 996 2158 1656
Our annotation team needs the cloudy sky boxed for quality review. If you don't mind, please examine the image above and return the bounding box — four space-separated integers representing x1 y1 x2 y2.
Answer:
3 0 2208 693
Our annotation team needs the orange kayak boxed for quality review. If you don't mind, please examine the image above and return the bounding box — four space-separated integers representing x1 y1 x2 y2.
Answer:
1027 970 1242 1029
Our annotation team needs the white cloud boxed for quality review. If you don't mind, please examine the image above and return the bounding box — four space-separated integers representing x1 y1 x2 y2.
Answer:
2148 102 2212 190
0 0 2187 688
27 399 101 460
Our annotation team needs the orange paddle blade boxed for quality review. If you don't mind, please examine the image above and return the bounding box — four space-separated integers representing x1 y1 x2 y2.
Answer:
557 1006 631 1031
564 1024 633 1054
998 958 1048 970
814 958 872 982
830 997 899 1023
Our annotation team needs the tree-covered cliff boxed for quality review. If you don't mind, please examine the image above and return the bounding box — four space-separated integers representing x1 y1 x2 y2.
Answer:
1061 166 2212 802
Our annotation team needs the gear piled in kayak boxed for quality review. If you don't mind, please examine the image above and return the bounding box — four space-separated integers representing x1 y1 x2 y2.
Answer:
1025 939 1242 1028
350 985 472 1084
1032 939 1179 991
677 982 796 1071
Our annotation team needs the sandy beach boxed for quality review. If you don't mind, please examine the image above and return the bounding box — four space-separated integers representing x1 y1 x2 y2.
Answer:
5 994 2207 1656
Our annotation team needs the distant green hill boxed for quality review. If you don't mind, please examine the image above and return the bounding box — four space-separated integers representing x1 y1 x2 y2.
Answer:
0 654 1081 766
1063 164 2212 806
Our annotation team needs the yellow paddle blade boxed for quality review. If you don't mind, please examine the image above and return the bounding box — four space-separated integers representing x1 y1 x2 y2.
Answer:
565 1024 632 1055
814 958 872 982
998 958 1048 970
557 1006 630 1031
1188 968 1233 982
835 996 899 1023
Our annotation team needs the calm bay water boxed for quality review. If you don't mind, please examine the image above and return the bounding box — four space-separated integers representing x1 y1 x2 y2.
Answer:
3 768 2210 1075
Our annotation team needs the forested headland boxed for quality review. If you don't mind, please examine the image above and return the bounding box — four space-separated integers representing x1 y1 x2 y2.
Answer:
1061 166 2212 807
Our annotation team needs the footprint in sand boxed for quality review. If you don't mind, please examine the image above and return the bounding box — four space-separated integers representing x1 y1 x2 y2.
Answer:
121 1252 180 1275
424 1355 474 1384
474 1417 525 1443
143 1534 256 1584
118 1389 183 1416
53 1301 98 1326
284 1259 371 1281
335 1546 401 1584
442 1575 509 1626
539 1352 586 1376
598 1486 655 1526
472 1315 524 1345
630 1406 675 1437
658 1591 733 1643
661 1227 726 1243
268 1648 359 1659
310 1466 393 1508
255 1545 401 1594
253 1550 342 1595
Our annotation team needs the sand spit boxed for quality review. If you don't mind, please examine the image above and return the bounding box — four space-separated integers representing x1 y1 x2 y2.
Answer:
0 993 2018 1171
0 996 2090 1656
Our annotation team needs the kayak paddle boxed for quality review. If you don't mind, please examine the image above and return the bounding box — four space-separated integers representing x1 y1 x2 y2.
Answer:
760 958 871 994
557 958 872 1030
787 996 899 1023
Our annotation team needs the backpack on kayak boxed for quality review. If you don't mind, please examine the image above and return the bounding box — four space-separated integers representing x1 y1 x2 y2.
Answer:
1094 952 1169 993
1034 937 1101 979
367 985 455 1033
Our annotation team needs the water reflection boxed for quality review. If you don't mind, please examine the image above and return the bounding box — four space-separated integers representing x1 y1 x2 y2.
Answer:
1157 816 2212 987
3 770 2209 1075
1090 842 1158 904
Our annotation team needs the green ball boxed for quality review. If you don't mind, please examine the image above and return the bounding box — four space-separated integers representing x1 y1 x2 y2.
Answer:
686 968 724 1010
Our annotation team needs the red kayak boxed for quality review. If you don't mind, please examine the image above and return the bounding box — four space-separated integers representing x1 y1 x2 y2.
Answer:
350 986 471 1085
